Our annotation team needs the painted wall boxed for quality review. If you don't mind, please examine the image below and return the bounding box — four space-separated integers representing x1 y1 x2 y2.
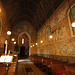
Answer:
10 21 36 52
0 2 11 55
31 0 75 57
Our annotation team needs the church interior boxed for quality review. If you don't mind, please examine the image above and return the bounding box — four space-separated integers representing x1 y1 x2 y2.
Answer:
0 0 75 75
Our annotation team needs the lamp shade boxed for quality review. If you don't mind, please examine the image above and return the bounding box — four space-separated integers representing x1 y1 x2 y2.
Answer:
36 43 38 45
72 22 75 27
14 42 16 44
41 40 43 43
49 35 53 38
7 31 11 35
12 38 15 41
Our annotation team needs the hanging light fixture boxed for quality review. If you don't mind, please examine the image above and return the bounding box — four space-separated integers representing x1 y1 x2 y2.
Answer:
41 40 43 43
68 0 75 27
12 38 15 41
14 42 16 44
36 43 38 45
7 31 11 35
49 30 53 39
33 44 34 46
49 35 53 39
30 46 32 47
72 22 75 27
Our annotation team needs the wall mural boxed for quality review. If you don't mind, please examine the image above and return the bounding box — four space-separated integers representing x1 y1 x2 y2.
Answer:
12 21 36 35
36 25 75 56
11 21 36 51
31 2 75 57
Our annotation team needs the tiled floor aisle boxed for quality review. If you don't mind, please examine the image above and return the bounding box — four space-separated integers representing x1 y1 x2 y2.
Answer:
17 59 45 75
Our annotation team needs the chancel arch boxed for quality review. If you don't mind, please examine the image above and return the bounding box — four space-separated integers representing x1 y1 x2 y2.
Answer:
18 31 31 56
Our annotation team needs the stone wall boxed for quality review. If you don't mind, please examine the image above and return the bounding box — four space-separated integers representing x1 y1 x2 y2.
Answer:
31 0 75 57
0 2 11 55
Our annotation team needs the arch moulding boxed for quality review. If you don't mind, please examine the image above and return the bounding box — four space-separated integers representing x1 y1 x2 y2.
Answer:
18 31 31 55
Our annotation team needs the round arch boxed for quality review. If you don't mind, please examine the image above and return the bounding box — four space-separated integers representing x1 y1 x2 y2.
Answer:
18 31 31 55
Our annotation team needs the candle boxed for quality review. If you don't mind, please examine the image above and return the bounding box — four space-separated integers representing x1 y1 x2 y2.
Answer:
8 50 10 55
5 40 8 55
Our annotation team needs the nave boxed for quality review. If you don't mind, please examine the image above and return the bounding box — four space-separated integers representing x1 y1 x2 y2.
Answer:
17 59 45 75
0 0 75 75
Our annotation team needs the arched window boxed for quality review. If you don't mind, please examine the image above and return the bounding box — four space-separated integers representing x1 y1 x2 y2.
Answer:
71 7 75 35
4 40 8 55
46 26 51 43
67 4 75 37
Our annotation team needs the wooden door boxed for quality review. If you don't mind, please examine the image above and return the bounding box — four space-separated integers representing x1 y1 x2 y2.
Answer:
20 46 25 57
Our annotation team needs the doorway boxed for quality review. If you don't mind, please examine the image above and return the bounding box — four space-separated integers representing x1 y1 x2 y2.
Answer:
20 46 25 57
18 32 30 59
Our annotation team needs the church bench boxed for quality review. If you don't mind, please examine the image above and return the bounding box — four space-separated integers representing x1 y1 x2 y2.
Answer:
50 63 65 75
29 56 66 74
64 65 75 75
29 55 75 75
31 64 45 75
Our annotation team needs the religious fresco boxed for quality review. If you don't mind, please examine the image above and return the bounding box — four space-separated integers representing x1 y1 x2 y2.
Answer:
12 21 36 35
49 2 67 28
11 21 36 51
37 38 74 56
35 24 75 56
30 2 75 57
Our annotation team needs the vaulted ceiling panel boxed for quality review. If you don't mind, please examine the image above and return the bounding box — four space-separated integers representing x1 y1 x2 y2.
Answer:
37 9 44 20
42 0 48 9
28 1 37 12
1 0 64 32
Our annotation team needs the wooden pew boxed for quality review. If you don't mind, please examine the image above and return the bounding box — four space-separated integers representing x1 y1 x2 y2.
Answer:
29 56 75 75
29 56 66 75
64 65 75 75
51 63 65 75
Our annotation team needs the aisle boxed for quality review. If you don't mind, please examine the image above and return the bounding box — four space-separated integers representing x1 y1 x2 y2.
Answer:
17 59 45 75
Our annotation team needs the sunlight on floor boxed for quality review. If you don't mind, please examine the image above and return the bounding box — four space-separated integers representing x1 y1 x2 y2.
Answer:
18 59 34 64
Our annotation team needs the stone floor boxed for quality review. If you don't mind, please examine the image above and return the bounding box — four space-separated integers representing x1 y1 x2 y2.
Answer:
17 59 45 75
